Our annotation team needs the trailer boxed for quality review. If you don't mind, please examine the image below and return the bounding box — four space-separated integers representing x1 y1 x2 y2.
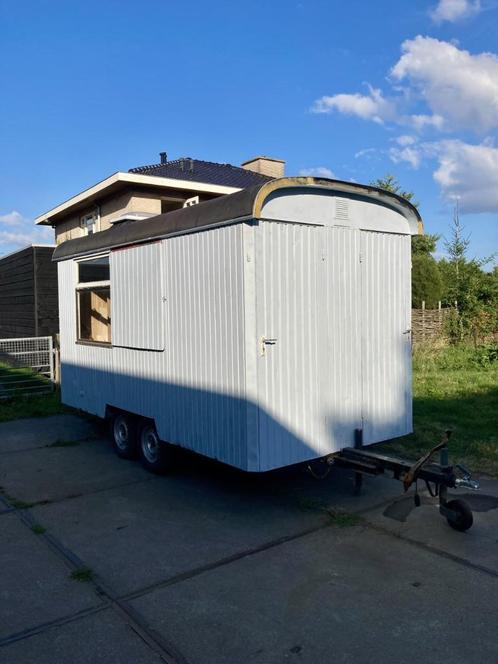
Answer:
53 177 478 529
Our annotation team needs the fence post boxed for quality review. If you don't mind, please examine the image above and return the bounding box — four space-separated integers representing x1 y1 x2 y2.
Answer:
48 336 55 389
422 301 426 343
53 334 61 386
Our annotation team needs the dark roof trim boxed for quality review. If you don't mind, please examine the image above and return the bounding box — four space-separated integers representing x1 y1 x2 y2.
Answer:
53 177 423 262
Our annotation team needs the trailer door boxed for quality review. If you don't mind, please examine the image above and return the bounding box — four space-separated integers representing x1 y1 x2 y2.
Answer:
359 231 412 443
255 223 363 470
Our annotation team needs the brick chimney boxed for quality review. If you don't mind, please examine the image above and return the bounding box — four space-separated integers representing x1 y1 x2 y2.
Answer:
241 156 285 179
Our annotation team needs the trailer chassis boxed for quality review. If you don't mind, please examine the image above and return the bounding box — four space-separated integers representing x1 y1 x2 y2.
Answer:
323 431 479 531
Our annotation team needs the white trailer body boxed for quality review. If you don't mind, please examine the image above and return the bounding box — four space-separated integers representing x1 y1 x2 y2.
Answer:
54 177 421 471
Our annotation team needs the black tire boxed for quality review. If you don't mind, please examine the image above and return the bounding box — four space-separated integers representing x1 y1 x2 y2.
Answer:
445 499 473 532
138 421 171 474
111 412 138 459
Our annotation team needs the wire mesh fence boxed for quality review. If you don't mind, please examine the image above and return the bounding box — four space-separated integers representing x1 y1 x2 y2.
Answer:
0 336 54 399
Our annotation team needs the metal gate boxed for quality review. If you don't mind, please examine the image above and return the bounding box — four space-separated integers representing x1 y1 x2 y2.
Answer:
0 336 54 399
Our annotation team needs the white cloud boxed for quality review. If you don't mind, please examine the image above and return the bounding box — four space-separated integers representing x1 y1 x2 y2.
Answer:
0 211 25 226
299 167 336 178
389 145 423 169
354 147 378 159
391 36 498 133
430 0 481 23
431 139 498 213
407 114 445 131
388 137 498 211
0 211 54 254
395 135 417 147
311 86 396 124
312 37 498 135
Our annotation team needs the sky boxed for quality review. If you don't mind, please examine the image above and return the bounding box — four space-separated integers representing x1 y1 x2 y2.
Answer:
1 0 498 262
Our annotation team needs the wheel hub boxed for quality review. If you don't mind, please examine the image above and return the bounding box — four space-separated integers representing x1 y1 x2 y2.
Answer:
114 419 129 450
142 428 159 463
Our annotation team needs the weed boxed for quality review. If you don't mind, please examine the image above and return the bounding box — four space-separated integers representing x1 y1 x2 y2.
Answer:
297 497 328 512
70 566 93 582
47 439 80 448
327 510 363 527
31 524 46 535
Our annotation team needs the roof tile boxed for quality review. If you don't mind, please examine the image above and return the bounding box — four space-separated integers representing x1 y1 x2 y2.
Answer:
129 158 273 188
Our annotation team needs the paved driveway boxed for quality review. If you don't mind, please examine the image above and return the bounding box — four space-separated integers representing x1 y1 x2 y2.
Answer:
1 414 497 663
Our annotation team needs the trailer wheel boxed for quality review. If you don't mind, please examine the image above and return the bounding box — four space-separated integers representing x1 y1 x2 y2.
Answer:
445 499 473 532
111 412 138 459
138 421 171 474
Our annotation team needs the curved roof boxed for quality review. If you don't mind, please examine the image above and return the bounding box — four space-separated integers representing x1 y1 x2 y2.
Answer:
53 177 423 262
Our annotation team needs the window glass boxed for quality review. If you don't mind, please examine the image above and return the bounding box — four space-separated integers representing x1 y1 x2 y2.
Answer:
76 255 111 343
78 256 110 283
78 286 111 343
81 212 98 235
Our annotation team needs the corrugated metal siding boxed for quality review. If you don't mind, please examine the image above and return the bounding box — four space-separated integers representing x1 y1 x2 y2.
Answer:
255 223 363 470
360 231 412 443
111 242 164 351
58 225 249 469
58 201 414 473
161 225 248 469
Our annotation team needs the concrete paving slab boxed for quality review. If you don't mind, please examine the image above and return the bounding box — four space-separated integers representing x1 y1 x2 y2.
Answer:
31 471 331 596
0 438 151 505
0 414 99 454
362 479 498 574
1 608 164 663
0 513 101 639
131 524 498 664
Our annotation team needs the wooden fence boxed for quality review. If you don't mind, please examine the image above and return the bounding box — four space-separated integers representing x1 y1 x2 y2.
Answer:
412 302 451 345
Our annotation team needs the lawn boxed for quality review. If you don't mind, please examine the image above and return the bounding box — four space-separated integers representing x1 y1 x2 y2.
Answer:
376 343 498 477
0 362 69 422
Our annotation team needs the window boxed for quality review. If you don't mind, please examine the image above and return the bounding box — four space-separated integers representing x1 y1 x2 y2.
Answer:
76 256 111 344
80 211 99 235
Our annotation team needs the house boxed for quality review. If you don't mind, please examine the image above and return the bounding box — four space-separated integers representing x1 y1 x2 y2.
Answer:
35 154 284 244
0 244 58 338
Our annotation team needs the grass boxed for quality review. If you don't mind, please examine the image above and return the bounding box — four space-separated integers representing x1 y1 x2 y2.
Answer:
375 343 498 477
47 439 80 448
297 498 362 527
327 510 363 527
0 362 71 423
0 390 70 422
70 566 93 582
31 524 47 535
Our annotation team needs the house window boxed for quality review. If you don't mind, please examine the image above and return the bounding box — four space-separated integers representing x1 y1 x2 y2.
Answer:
80 211 99 235
76 256 111 344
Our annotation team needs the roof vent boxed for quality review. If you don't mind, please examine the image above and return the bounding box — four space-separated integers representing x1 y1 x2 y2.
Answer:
335 198 349 221
159 152 167 164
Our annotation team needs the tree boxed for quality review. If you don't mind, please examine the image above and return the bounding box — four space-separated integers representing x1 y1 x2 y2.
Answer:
412 254 443 308
440 206 498 344
370 174 418 207
371 174 442 307
370 174 440 257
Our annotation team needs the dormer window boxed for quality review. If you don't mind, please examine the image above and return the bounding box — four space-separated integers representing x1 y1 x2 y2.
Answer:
80 211 99 235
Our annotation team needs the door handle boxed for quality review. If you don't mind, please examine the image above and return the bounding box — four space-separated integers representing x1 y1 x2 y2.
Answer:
261 337 277 355
402 329 411 335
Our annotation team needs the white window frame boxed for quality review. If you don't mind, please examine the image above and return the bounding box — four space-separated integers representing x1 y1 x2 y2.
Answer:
80 210 100 236
75 253 111 345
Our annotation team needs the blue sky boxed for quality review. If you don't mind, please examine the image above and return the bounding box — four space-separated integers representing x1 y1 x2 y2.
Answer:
1 0 497 261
